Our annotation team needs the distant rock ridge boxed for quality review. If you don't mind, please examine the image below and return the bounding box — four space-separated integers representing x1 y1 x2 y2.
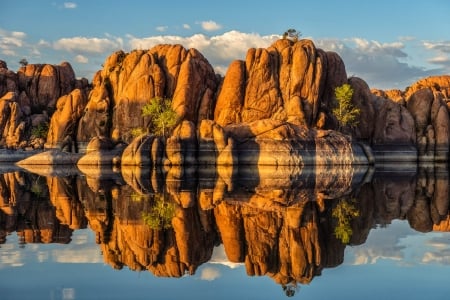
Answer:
0 38 450 164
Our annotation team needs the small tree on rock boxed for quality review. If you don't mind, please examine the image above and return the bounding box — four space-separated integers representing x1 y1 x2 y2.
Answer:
19 58 28 67
282 29 301 42
332 83 360 131
142 97 178 137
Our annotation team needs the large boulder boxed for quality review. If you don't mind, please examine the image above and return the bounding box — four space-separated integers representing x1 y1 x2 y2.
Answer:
17 62 77 112
0 61 18 98
46 88 88 151
406 88 450 161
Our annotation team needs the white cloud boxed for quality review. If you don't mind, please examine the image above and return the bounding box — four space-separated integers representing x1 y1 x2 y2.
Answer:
53 37 122 54
0 28 27 56
1 49 15 56
316 38 437 89
64 2 77 9
423 41 450 53
183 24 191 30
75 54 88 63
11 31 26 39
201 20 222 31
208 245 243 269
38 39 51 47
156 26 168 32
200 266 221 281
127 30 278 75
428 55 450 65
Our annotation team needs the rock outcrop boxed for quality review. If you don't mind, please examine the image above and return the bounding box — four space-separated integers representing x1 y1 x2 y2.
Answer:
0 60 89 150
2 39 450 164
76 45 218 149
214 39 347 128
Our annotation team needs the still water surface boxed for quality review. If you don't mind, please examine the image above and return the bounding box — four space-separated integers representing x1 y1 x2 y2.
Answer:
1 164 450 299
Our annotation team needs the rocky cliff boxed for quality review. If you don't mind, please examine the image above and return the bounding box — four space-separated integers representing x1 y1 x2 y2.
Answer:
1 39 450 164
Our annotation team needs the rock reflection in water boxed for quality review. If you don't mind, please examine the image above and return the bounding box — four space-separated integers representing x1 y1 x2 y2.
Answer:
1 163 449 290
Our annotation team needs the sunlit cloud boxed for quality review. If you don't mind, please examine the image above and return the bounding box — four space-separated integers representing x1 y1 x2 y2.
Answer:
420 236 450 265
428 55 450 65
53 36 122 54
183 24 191 30
75 54 88 63
64 2 77 9
423 41 450 53
127 30 278 75
201 20 222 31
200 266 221 281
399 36 416 42
423 41 450 72
0 28 27 56
208 245 243 269
316 38 437 89
156 26 168 32
38 39 51 47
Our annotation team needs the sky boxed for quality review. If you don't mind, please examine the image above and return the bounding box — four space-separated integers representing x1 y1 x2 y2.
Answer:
1 0 450 89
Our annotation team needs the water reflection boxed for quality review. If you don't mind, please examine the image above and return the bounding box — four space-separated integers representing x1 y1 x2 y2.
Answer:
0 163 449 294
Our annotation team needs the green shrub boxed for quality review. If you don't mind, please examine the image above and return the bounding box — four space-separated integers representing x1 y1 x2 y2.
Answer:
142 97 178 137
142 193 176 230
130 127 146 138
31 122 49 139
332 83 360 131
332 198 359 244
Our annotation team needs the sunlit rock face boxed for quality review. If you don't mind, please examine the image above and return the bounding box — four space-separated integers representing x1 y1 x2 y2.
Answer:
77 45 218 149
0 171 75 244
214 39 347 128
74 39 367 166
46 88 88 151
0 60 89 149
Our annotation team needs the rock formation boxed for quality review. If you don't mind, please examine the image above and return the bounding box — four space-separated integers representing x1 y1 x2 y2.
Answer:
0 39 449 165
0 60 89 150
2 159 450 287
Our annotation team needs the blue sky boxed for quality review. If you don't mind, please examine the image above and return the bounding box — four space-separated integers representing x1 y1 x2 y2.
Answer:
1 0 450 89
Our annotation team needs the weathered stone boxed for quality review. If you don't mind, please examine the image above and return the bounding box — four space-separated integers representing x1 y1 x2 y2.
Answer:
77 84 111 151
372 96 416 145
121 134 154 166
16 150 81 165
17 62 76 111
214 61 245 126
348 77 376 140
46 88 87 151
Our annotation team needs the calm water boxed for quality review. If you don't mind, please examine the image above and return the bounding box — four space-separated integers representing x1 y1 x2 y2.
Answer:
1 163 450 300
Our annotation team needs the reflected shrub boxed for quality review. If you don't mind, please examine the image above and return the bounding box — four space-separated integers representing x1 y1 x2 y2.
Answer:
142 193 175 230
332 198 359 244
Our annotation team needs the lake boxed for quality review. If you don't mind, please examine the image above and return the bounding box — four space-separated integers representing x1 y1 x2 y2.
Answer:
1 163 450 300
